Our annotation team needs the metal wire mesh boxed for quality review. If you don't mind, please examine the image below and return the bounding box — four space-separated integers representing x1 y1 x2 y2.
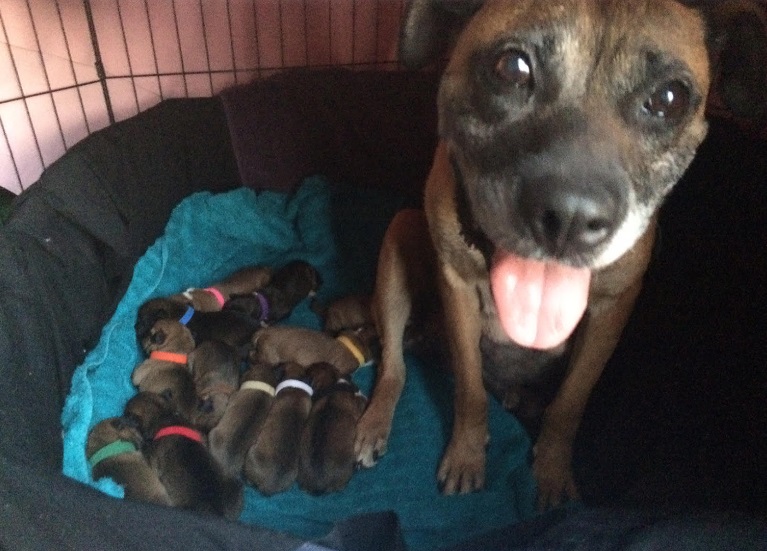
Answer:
0 0 405 193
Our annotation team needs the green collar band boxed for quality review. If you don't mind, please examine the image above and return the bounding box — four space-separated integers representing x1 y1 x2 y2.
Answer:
88 440 137 469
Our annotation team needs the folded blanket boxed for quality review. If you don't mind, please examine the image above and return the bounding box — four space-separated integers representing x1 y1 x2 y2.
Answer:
61 177 536 551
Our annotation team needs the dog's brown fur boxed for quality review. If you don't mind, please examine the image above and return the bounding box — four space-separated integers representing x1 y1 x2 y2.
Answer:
244 362 312 495
86 416 172 506
135 299 261 353
188 339 240 431
317 294 374 334
249 326 375 377
208 361 281 479
132 319 197 420
298 362 367 495
224 260 322 325
169 265 274 312
124 391 243 519
358 0 767 509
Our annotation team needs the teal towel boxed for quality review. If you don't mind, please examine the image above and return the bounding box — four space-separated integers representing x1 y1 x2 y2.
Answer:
61 177 537 551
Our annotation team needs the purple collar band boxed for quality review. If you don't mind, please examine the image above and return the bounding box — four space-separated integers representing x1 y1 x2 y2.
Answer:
254 292 269 322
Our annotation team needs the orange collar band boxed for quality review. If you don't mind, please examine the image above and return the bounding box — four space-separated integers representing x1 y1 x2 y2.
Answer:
149 350 188 364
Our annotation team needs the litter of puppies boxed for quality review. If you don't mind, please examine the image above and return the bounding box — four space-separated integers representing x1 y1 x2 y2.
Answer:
86 259 375 518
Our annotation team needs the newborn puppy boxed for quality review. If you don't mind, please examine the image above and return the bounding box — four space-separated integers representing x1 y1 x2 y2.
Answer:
298 362 367 495
208 361 280 480
124 391 243 519
136 298 261 352
316 294 373 334
224 260 322 325
86 416 171 506
244 362 313 496
188 339 240 432
177 265 273 312
135 297 193 344
249 326 375 377
132 319 197 420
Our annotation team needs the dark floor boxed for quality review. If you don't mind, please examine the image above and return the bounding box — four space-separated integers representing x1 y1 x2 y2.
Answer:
574 118 767 514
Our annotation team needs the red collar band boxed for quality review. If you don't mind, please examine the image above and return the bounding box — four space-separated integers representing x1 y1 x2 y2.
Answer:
153 425 203 443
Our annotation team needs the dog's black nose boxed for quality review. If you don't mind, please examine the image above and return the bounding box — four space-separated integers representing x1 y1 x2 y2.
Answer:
519 177 625 256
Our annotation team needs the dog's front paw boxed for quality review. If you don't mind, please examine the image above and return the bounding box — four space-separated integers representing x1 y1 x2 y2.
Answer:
437 437 486 495
354 409 392 468
532 438 579 510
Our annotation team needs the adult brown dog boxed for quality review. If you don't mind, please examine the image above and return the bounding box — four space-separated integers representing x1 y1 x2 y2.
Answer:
356 0 767 509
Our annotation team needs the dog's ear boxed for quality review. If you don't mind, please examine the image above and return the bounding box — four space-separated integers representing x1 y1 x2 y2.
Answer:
399 0 484 69
706 0 767 120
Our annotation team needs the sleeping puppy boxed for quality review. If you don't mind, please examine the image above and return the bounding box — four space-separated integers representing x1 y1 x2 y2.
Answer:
360 0 767 510
86 416 171 506
298 362 367 495
132 319 197 420
178 265 273 312
124 391 243 519
208 361 281 479
244 362 312 495
188 339 240 432
224 260 322 325
136 297 261 353
249 325 375 377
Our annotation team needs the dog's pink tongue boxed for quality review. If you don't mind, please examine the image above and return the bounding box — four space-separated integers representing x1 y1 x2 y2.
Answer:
490 250 591 350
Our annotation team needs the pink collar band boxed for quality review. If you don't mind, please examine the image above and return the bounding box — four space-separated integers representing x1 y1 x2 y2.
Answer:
204 287 226 308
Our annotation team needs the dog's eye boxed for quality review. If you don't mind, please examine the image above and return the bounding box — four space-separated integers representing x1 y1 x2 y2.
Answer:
150 329 167 345
494 50 532 88
642 80 690 121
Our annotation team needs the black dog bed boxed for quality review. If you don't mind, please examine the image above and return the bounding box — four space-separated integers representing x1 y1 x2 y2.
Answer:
1 68 765 550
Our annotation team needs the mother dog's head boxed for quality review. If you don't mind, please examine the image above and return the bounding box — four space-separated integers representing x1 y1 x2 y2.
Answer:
402 0 766 270
401 0 766 348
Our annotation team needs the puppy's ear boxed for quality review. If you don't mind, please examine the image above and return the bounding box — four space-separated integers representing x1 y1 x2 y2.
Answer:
399 0 484 69
707 0 767 120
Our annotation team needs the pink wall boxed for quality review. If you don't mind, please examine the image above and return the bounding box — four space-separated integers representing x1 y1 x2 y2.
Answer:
3 1 766 193
0 0 404 193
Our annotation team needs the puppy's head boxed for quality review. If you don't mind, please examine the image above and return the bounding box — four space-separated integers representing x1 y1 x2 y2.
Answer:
241 360 282 387
135 297 189 343
86 416 143 459
140 319 196 355
276 361 308 383
124 391 176 439
306 362 341 394
401 0 767 347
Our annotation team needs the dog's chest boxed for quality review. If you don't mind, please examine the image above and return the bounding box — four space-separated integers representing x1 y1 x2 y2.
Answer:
477 281 569 384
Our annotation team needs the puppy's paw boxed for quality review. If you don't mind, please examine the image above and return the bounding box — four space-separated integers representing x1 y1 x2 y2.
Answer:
532 439 579 511
354 410 392 468
437 438 486 495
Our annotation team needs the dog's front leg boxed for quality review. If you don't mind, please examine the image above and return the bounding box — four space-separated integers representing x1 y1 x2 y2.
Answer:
356 209 426 468
437 263 488 495
533 226 655 510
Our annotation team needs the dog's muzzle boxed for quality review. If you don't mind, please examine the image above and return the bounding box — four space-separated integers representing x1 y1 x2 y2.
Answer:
516 167 628 260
